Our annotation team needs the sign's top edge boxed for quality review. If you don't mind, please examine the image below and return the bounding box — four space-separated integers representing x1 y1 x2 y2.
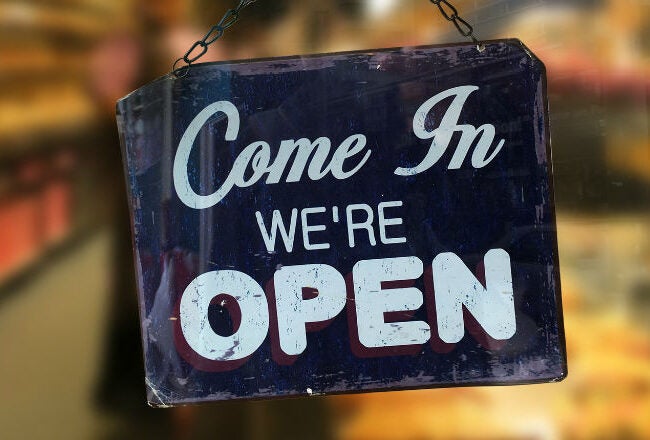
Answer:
117 38 540 105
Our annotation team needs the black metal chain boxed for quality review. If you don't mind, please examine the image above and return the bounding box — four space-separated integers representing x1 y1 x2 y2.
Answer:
172 0 483 78
172 0 258 77
430 0 484 50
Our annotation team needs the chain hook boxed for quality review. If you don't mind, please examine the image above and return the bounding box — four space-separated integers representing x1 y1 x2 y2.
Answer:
171 0 258 78
429 0 484 52
172 0 484 78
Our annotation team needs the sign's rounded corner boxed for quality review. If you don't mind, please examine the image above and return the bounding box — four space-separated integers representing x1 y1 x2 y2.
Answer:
146 399 175 409
552 367 569 383
507 39 547 74
117 72 174 106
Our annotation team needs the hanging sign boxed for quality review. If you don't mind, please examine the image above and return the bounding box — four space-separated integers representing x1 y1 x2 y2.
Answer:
117 40 567 406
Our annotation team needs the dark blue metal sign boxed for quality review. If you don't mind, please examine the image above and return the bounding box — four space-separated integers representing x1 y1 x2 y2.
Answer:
117 39 566 406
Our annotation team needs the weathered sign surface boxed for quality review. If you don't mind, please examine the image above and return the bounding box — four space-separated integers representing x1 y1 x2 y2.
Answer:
117 39 567 406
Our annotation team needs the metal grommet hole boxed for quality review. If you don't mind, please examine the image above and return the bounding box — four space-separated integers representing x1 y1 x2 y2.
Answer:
172 58 191 79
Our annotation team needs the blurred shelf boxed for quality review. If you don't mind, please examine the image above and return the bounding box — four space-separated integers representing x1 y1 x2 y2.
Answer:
0 45 87 80
0 0 135 152
0 1 123 39
0 151 104 295
0 82 99 154
0 0 131 298
0 224 100 301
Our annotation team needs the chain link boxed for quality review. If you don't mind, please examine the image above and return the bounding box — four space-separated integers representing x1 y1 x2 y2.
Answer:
172 0 258 77
429 0 484 50
172 0 483 77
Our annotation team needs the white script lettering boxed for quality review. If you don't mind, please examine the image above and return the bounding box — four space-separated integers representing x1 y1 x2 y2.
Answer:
173 101 371 209
394 85 506 176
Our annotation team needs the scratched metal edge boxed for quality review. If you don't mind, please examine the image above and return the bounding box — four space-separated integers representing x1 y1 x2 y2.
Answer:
147 374 568 408
115 110 154 405
117 38 523 104
515 39 569 384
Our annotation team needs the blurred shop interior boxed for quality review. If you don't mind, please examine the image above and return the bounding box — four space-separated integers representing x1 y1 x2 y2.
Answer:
0 0 649 438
